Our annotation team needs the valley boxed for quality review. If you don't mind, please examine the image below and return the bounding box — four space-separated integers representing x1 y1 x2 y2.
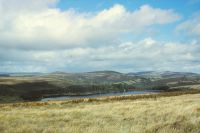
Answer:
0 71 200 103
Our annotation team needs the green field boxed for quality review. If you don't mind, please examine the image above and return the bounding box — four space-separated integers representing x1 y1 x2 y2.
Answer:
0 92 200 133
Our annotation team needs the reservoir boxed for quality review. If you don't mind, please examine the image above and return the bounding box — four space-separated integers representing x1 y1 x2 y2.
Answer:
41 90 160 101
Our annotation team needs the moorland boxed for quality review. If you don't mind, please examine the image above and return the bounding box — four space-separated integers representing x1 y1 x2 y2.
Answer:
0 71 200 133
0 92 200 133
1 71 200 103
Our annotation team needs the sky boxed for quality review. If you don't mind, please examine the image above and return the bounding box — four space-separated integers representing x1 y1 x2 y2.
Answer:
0 0 200 73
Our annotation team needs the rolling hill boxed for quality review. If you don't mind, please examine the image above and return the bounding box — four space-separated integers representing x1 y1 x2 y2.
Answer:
0 70 200 103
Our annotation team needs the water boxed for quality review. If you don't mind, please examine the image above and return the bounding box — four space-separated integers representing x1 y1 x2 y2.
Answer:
41 90 160 101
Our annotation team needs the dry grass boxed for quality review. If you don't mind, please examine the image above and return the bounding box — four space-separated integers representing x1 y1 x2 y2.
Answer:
1 90 199 107
0 93 200 133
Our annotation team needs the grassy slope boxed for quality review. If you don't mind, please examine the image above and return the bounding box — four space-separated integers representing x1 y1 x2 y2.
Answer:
1 73 200 103
0 93 200 133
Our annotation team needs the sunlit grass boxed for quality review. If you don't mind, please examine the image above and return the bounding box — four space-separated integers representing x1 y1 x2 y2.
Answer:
0 93 200 133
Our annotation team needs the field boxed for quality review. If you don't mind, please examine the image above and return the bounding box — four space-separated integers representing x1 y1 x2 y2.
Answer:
0 93 200 133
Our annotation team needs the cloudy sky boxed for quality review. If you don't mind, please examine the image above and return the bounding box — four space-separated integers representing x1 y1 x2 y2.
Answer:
0 0 200 73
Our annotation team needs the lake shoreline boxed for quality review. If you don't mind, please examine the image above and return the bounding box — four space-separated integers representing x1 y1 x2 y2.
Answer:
41 90 162 101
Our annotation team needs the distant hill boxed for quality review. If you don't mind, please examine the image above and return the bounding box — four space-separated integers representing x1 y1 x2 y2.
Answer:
0 74 10 77
47 70 148 85
1 72 43 77
0 70 200 102
127 71 200 79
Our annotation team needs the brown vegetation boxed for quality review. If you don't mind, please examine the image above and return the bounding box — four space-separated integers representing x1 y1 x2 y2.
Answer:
0 93 200 133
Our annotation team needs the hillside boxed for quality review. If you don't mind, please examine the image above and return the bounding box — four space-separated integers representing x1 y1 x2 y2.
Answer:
0 71 200 103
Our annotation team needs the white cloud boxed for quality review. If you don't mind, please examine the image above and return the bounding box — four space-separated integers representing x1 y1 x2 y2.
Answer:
1 37 200 72
176 13 200 37
0 2 180 50
0 0 58 12
2 1 197 73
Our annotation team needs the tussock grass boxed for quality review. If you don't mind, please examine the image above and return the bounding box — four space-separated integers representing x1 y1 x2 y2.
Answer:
0 92 200 133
